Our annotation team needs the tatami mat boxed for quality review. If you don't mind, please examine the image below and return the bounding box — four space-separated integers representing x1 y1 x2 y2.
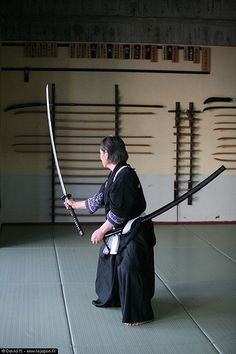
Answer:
184 224 236 260
0 247 60 283
156 224 236 354
62 280 219 354
0 223 235 353
0 283 74 353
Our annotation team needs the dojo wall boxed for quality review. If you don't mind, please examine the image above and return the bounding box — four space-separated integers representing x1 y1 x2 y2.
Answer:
0 44 236 223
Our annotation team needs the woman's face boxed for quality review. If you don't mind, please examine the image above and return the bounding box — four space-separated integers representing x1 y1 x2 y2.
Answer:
100 149 109 168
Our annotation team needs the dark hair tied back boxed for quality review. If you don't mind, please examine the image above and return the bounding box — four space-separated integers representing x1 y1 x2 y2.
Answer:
100 135 128 163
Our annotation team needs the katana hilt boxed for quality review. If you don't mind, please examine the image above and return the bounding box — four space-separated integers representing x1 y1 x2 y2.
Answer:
61 194 84 236
68 206 84 236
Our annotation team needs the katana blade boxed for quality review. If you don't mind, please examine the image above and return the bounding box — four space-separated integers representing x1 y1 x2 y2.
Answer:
46 84 84 236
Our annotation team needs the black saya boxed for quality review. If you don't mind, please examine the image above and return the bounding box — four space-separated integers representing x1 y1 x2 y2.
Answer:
104 165 226 240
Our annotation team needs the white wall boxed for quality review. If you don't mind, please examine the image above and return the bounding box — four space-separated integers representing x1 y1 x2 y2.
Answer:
0 44 235 223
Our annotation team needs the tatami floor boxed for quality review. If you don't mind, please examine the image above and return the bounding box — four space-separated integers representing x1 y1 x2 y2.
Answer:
0 223 235 354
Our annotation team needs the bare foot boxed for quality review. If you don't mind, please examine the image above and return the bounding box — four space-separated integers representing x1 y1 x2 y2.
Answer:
124 320 153 327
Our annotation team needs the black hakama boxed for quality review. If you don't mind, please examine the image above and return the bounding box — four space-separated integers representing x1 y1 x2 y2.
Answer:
90 162 156 323
93 221 156 323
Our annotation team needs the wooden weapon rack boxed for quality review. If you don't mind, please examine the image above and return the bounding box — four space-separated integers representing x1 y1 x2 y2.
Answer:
9 83 159 222
170 102 201 205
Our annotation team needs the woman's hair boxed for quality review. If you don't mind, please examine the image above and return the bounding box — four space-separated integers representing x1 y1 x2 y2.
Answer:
100 135 128 163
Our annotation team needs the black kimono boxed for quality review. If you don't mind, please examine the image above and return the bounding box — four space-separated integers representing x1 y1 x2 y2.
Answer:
85 162 156 323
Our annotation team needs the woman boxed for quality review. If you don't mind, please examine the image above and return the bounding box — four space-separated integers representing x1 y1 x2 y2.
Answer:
64 135 156 326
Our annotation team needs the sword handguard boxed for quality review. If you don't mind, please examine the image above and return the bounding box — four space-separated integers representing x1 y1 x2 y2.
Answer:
61 193 72 201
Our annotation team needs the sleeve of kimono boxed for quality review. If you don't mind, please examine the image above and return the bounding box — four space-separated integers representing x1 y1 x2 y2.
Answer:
106 210 126 226
85 184 105 214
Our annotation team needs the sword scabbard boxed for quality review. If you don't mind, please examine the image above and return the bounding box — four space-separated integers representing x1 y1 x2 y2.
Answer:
104 165 226 239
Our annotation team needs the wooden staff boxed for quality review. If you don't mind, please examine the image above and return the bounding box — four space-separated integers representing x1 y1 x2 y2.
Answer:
13 142 151 147
188 102 195 205
56 127 113 131
54 167 104 171
217 137 236 140
55 181 102 185
14 110 155 115
56 126 153 136
217 145 236 148
57 174 107 178
56 119 114 123
173 102 181 200
212 152 236 155
203 106 236 112
5 102 164 112
14 149 152 154
215 122 236 124
214 158 236 162
115 84 120 136
204 96 236 104
214 114 236 117
15 134 153 139
2 66 210 77
213 128 236 131
54 158 100 162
